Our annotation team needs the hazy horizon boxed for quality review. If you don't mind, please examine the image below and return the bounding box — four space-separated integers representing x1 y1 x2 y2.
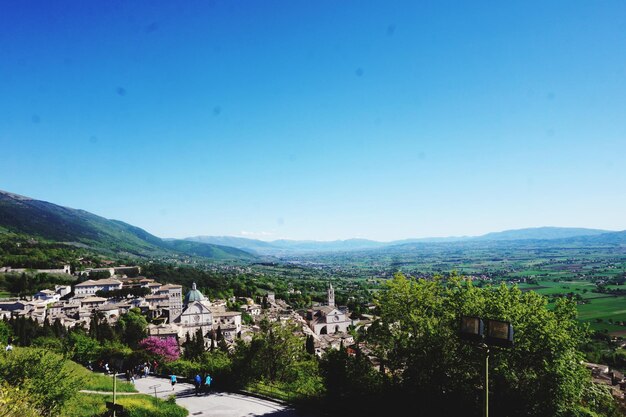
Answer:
2 1 626 241
2 187 619 242
182 225 620 243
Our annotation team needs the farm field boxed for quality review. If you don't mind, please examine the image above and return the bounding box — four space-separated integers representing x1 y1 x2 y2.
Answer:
516 281 626 334
604 284 626 290
277 241 626 338
577 297 626 323
517 280 595 295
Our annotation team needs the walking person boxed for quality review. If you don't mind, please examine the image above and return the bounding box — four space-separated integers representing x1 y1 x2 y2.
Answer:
204 374 212 395
170 374 177 391
194 374 202 396
144 364 149 378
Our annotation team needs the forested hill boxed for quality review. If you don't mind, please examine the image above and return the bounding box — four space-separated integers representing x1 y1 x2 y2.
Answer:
0 190 255 261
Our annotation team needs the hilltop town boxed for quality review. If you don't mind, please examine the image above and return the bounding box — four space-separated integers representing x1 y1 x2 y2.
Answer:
0 265 364 355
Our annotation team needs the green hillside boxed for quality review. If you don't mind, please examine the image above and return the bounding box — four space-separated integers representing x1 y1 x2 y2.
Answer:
0 190 255 262
163 239 257 259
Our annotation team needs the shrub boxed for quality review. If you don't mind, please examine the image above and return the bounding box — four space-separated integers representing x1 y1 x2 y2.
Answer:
0 347 83 416
0 383 41 417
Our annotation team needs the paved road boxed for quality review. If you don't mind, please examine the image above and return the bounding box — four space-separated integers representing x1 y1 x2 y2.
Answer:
131 375 300 417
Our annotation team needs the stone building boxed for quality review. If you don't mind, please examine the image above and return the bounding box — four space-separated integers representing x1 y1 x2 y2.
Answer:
158 284 183 322
74 278 123 297
177 283 214 339
162 282 243 342
306 283 352 335
212 311 242 339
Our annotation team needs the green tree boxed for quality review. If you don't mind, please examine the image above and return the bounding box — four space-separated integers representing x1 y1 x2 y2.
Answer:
88 311 116 343
116 308 148 348
52 318 67 339
242 312 253 325
0 320 12 345
67 330 101 364
32 336 64 353
8 315 40 346
305 334 316 355
198 350 233 389
183 329 205 360
234 319 309 383
319 346 380 409
365 272 617 417
89 270 111 279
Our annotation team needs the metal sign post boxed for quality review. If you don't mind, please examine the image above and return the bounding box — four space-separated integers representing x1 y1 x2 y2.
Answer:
113 372 117 417
148 384 161 405
484 347 489 417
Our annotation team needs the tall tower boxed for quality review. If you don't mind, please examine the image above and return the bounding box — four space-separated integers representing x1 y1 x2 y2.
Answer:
327 282 335 307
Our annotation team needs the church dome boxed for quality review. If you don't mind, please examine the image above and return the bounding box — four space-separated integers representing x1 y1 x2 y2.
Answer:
184 282 205 305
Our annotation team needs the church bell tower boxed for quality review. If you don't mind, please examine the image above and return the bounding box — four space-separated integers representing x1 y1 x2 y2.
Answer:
327 282 335 307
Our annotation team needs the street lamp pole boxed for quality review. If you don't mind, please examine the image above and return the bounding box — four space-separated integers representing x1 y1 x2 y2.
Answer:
113 371 117 417
459 316 513 417
484 347 489 417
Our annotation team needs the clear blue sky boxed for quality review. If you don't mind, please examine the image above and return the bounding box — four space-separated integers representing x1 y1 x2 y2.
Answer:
1 0 625 241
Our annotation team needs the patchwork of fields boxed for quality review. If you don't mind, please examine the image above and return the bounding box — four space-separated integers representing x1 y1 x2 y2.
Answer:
517 281 626 334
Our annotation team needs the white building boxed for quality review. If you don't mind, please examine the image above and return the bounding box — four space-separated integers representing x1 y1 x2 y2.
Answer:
212 311 242 339
240 303 262 316
33 289 61 304
171 282 243 343
96 304 120 320
80 296 108 309
55 285 72 297
74 279 123 296
176 283 213 339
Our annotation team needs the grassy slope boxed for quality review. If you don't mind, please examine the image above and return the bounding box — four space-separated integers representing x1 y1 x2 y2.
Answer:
62 393 188 417
64 360 137 393
164 239 256 260
0 193 167 256
61 362 187 417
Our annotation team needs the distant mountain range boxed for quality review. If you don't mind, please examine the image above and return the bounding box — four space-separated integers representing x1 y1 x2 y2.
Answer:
185 226 620 255
1 189 624 261
0 190 255 261
185 236 389 253
474 227 610 241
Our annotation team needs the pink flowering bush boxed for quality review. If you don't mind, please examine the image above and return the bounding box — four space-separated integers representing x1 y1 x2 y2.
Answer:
138 336 180 362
